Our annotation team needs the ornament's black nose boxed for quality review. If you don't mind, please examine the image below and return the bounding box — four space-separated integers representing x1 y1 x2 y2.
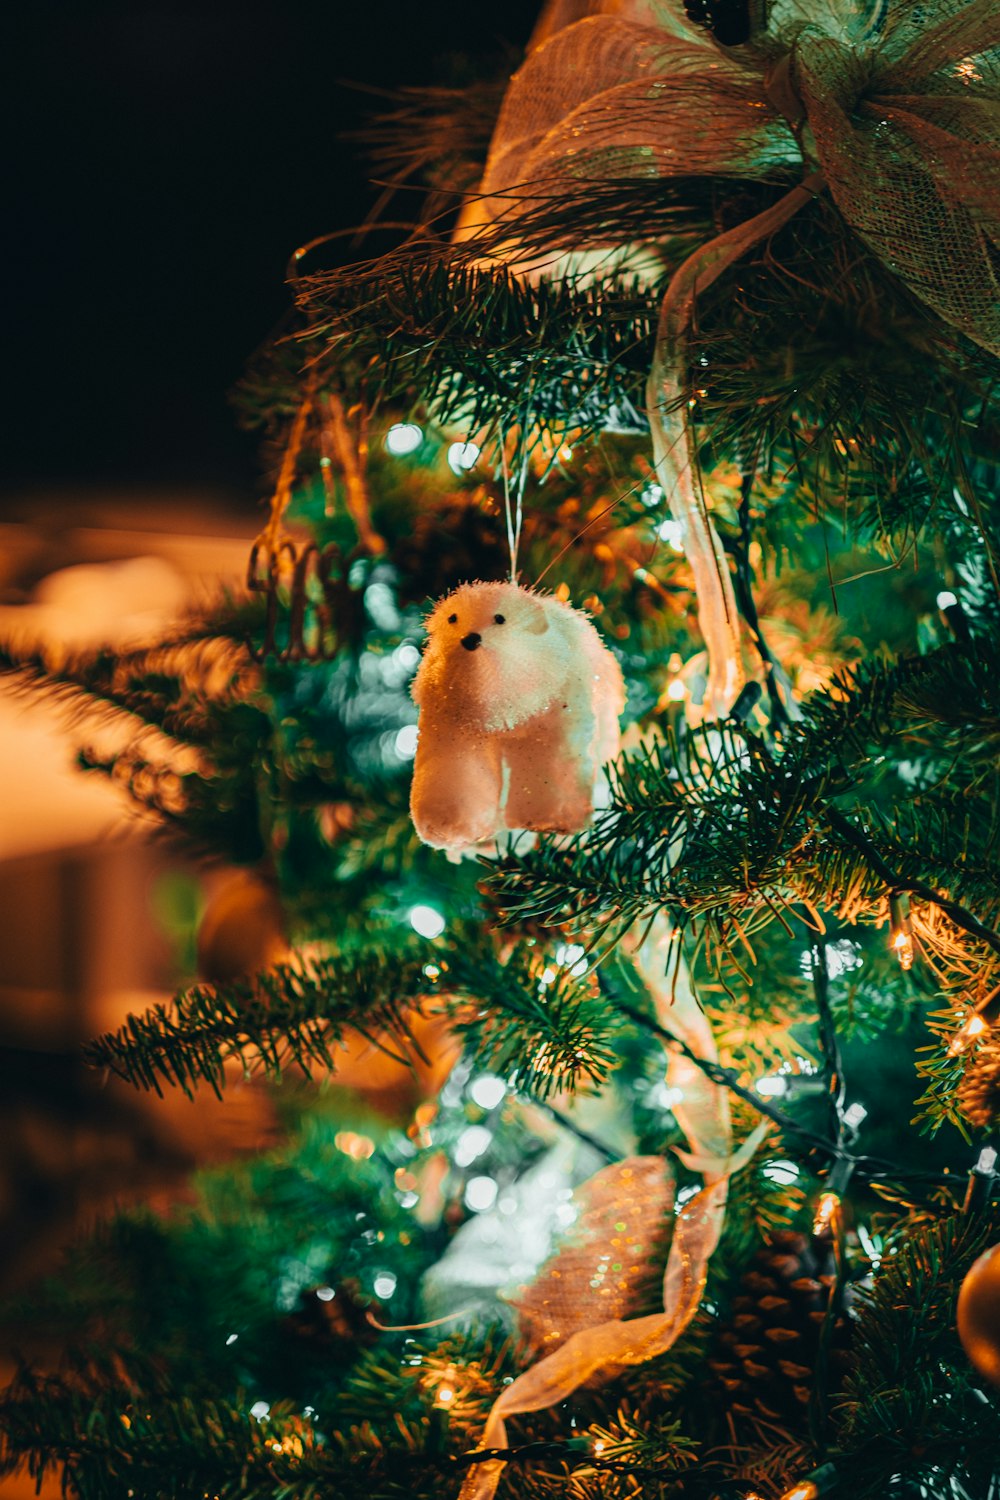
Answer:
461 632 482 651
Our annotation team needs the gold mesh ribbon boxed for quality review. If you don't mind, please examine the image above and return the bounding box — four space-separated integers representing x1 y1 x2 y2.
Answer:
458 915 766 1500
464 0 1000 716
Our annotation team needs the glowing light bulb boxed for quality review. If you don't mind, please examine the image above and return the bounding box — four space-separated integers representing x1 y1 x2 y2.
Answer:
892 928 914 969
465 1175 498 1212
315 1286 336 1302
373 1271 397 1298
889 893 914 970
666 677 687 702
455 1124 492 1167
812 1191 840 1235
977 1145 998 1173
447 440 480 473
936 590 958 610
756 1073 788 1097
435 1385 455 1407
843 1101 868 1130
948 1012 988 1055
409 904 445 939
385 422 422 455
250 1401 270 1421
782 1484 819 1500
469 1074 506 1109
657 518 683 549
394 724 418 759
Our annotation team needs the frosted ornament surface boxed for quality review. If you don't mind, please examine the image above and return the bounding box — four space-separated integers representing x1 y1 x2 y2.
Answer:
410 580 625 851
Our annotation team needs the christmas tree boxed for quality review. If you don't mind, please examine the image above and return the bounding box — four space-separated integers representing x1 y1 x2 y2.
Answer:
4 2 1000 1497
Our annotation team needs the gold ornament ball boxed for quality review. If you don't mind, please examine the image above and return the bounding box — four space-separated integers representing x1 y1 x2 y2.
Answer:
196 870 289 984
957 1243 1000 1384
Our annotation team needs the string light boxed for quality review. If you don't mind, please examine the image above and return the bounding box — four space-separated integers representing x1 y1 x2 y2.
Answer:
409 904 445 939
812 1160 852 1236
812 1191 840 1236
889 892 914 970
949 1011 988 1055
948 983 1000 1054
385 422 423 455
963 1143 998 1214
756 1073 789 1097
447 440 480 473
780 1463 838 1500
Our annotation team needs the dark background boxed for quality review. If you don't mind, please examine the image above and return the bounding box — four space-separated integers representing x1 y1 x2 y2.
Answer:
3 1 538 506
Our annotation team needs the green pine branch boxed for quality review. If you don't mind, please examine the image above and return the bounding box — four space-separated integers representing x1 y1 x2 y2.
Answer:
85 930 620 1104
834 1210 1000 1498
486 637 1000 969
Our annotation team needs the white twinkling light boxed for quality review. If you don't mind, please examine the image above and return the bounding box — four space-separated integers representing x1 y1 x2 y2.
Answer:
801 938 863 980
395 724 418 759
385 422 423 455
756 1074 788 1097
666 678 686 702
373 1271 398 1298
675 1184 699 1211
465 1175 499 1212
977 1145 998 1173
470 1074 506 1109
447 440 480 473
843 1101 868 1130
394 642 420 670
658 517 683 549
226 1333 239 1346
642 482 664 509
250 1401 271 1421
936 590 958 610
763 1158 800 1186
555 942 588 977
409 904 445 939
315 1286 336 1302
455 1124 492 1167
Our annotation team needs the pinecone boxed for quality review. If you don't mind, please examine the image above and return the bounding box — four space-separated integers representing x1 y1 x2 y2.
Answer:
958 1041 1000 1129
707 1230 854 1428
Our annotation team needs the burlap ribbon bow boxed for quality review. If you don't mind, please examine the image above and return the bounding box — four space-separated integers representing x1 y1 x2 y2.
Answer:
469 0 1000 716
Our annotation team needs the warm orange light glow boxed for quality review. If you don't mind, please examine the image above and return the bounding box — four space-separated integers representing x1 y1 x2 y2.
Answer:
948 1012 988 1055
812 1191 840 1235
782 1483 819 1500
334 1130 376 1160
891 928 914 970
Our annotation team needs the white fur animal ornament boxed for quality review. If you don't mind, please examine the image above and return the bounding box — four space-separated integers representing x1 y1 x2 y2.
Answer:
410 581 625 851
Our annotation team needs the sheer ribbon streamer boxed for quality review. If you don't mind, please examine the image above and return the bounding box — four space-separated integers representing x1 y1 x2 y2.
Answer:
458 916 766 1500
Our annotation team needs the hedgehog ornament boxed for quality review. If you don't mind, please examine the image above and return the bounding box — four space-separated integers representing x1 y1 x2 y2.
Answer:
410 581 625 851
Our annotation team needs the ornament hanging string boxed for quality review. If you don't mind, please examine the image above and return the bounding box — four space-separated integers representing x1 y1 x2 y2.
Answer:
498 432 529 582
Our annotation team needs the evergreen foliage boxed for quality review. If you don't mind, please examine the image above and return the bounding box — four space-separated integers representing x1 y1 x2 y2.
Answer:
4 6 1000 1498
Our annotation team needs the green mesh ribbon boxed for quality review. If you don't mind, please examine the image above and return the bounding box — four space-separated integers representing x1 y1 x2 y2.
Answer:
478 0 1000 357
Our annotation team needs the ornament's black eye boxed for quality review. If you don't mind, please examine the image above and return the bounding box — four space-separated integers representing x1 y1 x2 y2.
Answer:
448 613 458 624
494 613 506 624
